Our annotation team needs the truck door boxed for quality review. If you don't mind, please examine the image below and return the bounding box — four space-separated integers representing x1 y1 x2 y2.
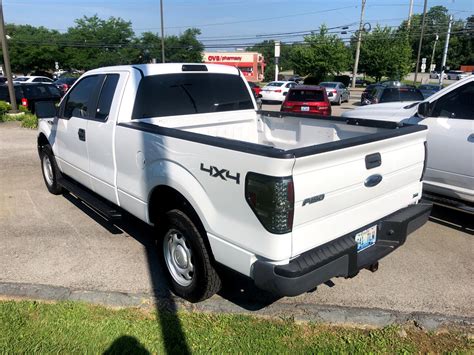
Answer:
56 75 103 189
422 80 474 201
86 73 126 204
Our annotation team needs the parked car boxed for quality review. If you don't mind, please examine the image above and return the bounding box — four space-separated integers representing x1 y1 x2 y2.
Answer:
429 71 447 80
379 80 402 87
342 75 474 213
247 81 261 96
446 70 468 80
360 83 382 104
288 75 303 84
54 77 78 96
35 63 430 302
0 83 61 113
418 84 443 99
319 82 350 105
260 81 297 103
362 86 424 105
280 85 331 116
13 76 54 83
353 77 371 87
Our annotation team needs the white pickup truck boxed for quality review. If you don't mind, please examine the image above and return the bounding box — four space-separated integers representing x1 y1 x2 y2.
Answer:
36 63 431 302
342 76 474 213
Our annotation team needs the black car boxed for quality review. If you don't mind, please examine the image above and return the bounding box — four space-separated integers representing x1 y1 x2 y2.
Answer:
0 83 61 113
360 84 382 104
418 84 443 99
362 86 424 105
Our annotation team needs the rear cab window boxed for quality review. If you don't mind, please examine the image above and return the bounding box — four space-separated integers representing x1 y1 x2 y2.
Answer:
380 88 424 103
132 73 253 119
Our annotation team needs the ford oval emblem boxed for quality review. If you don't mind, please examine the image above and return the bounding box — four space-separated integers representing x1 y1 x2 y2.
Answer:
365 174 383 187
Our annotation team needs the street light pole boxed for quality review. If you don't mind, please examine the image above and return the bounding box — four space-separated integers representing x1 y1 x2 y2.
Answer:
413 0 428 85
439 16 453 86
407 0 414 30
0 0 17 112
160 0 165 63
429 34 439 72
351 0 366 89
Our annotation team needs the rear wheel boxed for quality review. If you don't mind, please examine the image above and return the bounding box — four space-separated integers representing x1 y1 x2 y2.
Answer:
337 95 342 105
159 209 221 302
40 145 63 195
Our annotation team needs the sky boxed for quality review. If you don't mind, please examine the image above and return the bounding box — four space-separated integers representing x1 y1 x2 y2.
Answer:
3 0 473 48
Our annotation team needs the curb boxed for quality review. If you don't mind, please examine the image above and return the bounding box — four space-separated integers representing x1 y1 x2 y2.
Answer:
0 281 472 331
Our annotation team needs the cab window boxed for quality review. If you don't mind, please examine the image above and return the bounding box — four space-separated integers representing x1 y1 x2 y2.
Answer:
431 82 474 120
63 75 101 119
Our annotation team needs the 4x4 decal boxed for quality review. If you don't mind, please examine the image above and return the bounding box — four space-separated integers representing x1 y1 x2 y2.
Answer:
200 163 240 184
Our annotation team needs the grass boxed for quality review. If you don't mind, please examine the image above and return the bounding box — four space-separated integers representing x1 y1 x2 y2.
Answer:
0 300 471 353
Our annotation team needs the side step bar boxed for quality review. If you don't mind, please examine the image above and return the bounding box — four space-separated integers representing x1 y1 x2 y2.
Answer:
422 191 474 214
58 177 122 220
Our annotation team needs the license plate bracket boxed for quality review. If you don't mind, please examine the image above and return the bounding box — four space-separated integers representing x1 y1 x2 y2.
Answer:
301 106 309 111
355 225 377 252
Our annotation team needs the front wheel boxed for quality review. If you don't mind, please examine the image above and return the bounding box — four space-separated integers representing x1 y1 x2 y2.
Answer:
159 209 221 302
40 145 63 195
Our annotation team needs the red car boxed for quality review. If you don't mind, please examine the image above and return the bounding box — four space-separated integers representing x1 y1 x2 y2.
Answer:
280 85 331 116
247 81 261 96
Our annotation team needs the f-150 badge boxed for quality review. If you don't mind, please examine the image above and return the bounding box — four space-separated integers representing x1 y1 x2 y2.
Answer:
200 163 240 184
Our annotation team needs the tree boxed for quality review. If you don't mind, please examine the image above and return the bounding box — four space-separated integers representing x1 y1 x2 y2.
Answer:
357 26 412 82
5 24 63 74
62 15 139 70
290 26 351 83
246 40 294 81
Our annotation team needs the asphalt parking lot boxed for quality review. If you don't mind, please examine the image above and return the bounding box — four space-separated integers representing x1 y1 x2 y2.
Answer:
0 121 473 326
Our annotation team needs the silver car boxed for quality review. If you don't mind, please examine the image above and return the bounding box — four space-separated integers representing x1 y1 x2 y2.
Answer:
319 82 350 105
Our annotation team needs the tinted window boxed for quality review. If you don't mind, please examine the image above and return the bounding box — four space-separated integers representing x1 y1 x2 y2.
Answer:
379 88 424 103
22 85 61 99
267 82 284 87
95 74 119 121
64 75 101 119
319 82 337 88
287 89 325 102
431 81 474 120
132 73 253 119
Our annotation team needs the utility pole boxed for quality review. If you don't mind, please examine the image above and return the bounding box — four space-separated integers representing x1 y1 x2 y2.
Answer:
429 34 439 72
0 0 17 112
274 41 280 81
160 0 165 63
407 0 414 30
439 15 453 86
351 0 366 89
413 0 428 85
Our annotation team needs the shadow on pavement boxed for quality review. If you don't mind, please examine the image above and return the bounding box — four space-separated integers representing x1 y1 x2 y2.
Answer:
62 193 191 354
429 205 473 235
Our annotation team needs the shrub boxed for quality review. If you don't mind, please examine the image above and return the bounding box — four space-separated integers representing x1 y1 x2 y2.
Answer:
0 101 11 116
20 113 38 129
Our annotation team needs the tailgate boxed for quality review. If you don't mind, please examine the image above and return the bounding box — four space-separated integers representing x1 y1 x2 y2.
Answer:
291 128 427 257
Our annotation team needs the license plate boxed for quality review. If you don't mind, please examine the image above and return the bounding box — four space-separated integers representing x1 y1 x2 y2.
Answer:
355 225 377 252
301 106 309 111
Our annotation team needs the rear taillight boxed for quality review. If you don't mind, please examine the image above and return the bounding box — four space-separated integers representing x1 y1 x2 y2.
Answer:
274 89 282 93
21 98 28 107
245 173 294 234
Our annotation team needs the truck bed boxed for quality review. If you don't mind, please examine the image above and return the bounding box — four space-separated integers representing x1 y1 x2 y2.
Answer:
137 109 408 154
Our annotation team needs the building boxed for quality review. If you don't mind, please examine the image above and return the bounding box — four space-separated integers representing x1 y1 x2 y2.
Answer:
203 52 265 82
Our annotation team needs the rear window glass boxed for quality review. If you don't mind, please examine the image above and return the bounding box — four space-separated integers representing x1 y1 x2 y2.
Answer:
267 82 284 87
287 90 325 102
132 73 253 119
23 85 61 99
379 88 424 103
319 82 337 88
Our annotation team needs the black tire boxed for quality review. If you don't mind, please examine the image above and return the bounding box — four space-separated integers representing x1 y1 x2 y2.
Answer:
159 209 221 302
40 145 63 195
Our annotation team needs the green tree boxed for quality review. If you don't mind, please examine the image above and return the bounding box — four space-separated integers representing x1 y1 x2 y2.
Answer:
246 40 294 81
290 26 351 83
5 24 63 74
357 26 412 82
62 15 139 70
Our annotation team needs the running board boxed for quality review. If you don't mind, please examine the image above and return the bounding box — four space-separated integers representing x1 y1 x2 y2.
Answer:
58 177 122 220
422 192 474 214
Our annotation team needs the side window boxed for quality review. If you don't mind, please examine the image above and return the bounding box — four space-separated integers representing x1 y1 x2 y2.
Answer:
95 74 119 121
64 75 101 119
33 78 42 82
431 82 474 120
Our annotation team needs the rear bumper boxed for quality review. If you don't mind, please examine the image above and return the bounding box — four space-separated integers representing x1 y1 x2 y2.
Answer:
252 203 432 297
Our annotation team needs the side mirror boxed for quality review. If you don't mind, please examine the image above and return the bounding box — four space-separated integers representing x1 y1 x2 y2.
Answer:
35 101 58 119
417 101 430 118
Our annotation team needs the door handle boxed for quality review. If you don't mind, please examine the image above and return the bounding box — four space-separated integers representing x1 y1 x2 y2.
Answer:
468 134 474 143
78 128 86 141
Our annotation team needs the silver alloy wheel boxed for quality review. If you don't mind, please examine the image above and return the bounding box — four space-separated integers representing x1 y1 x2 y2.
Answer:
42 154 54 187
163 229 194 287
